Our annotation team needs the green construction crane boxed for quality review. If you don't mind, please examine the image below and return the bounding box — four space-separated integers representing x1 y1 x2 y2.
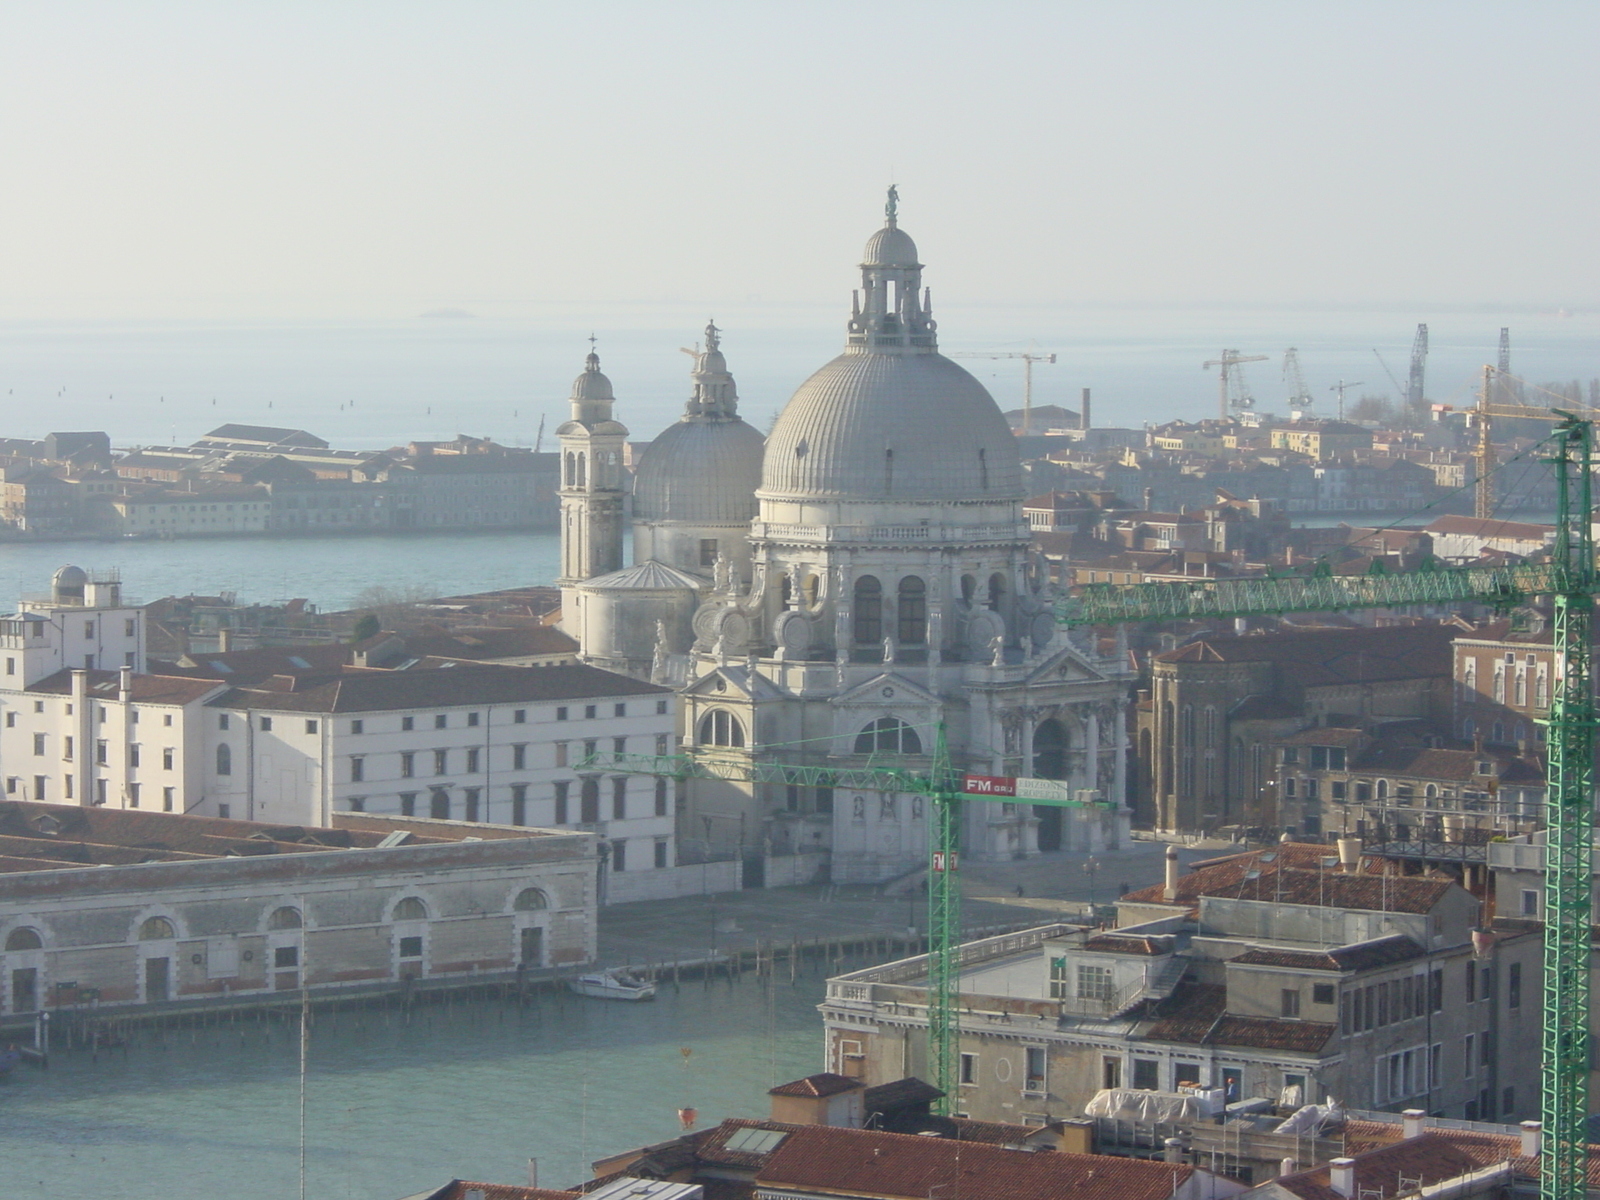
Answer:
1055 413 1594 1200
585 416 1594 1197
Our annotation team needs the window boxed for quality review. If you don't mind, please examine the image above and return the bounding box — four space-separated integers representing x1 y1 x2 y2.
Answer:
1077 964 1113 1002
402 716 415 731
399 792 417 817
216 744 232 775
467 712 479 727
613 735 626 756
1025 1046 1047 1093
1281 988 1301 1018
163 747 174 770
1132 1058 1159 1090
128 782 141 807
350 757 365 783
32 776 45 801
1313 982 1336 1006
95 740 107 765
655 777 669 816
853 576 883 643
463 787 480 822
700 538 718 567
400 752 415 778
611 839 627 871
896 576 927 644
260 717 273 732
1102 1057 1122 1089
429 788 449 819
555 742 568 767
435 714 447 729
1465 961 1476 1003
553 780 569 824
1522 889 1539 917
698 710 746 747
163 713 173 727
854 717 922 755
305 720 318 734
398 936 423 959
1464 1033 1475 1077
1430 968 1443 1013
959 1053 977 1085
3 713 11 727
584 705 596 720
656 700 668 715
614 703 626 718
655 839 668 869
162 787 174 812
1508 962 1521 1009
433 749 448 775
139 916 176 940
612 777 627 819
32 733 44 756
556 707 568 721
274 946 299 969
511 783 528 825
351 720 364 735
466 748 480 773
580 778 600 823
513 709 526 724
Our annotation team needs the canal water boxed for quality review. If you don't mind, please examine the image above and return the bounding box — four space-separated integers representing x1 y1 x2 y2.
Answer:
0 965 846 1199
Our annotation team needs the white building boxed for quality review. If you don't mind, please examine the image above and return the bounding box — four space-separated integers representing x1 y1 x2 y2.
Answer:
0 568 680 884
560 193 1133 882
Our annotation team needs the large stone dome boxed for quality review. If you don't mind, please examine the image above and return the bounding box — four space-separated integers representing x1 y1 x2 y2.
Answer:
758 351 1023 503
634 416 766 523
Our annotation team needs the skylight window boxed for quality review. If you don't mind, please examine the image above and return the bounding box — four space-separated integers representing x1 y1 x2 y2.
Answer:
724 1128 787 1154
288 656 311 669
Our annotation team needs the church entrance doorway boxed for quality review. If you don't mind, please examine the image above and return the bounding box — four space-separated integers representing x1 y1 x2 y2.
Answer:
1033 719 1068 852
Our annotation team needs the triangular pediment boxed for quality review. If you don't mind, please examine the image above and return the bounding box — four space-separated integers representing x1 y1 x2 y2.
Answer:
831 671 941 708
682 663 783 702
1015 643 1113 685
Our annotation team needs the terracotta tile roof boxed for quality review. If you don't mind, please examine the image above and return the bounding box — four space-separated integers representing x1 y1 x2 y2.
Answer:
154 643 353 683
755 1126 1190 1200
1274 1133 1502 1200
693 1119 802 1169
207 662 669 714
1154 624 1455 686
1144 982 1226 1044
864 1078 944 1111
25 669 225 705
1229 695 1302 721
1351 742 1544 783
946 1117 1041 1145
1206 1015 1336 1053
1230 935 1425 973
769 1072 863 1098
1340 1120 1600 1187
1082 934 1170 955
1123 858 1452 916
1424 515 1552 541
1277 726 1365 747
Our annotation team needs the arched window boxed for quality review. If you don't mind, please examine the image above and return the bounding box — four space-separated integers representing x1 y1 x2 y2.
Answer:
268 906 302 930
575 454 586 488
897 577 926 645
853 576 883 644
698 709 746 747
513 888 549 911
854 718 923 756
138 916 175 940
564 452 574 486
988 572 1007 610
960 575 977 606
4 927 42 951
1492 721 1504 744
393 897 428 921
1376 779 1389 800
216 743 232 776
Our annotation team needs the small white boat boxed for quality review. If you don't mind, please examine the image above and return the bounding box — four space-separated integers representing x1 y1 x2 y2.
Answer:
568 969 657 1001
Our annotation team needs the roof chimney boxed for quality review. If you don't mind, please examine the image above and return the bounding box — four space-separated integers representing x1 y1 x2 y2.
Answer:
1336 837 1361 874
1163 1137 1185 1164
1081 387 1092 433
1328 1157 1356 1199
218 628 233 653
1521 1121 1542 1158
118 665 133 703
1402 1109 1426 1139
1163 846 1180 901
1279 1158 1298 1179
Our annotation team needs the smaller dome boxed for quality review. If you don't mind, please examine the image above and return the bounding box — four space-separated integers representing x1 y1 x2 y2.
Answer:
634 418 765 525
52 565 87 587
863 224 919 268
571 352 614 402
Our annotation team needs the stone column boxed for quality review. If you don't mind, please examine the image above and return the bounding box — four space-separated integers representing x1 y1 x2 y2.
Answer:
1085 709 1100 795
1113 702 1128 811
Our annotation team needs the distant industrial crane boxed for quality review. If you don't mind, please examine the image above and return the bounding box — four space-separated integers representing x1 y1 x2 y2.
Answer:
1282 348 1315 413
1469 365 1600 518
1371 348 1408 402
1202 350 1269 420
948 351 1057 434
1407 323 1429 408
1496 328 1522 407
1328 379 1364 421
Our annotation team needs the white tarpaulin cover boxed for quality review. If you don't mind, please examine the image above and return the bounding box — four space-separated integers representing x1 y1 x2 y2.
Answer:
1084 1088 1200 1124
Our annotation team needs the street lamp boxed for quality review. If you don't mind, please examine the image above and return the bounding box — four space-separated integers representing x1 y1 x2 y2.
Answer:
1082 856 1101 914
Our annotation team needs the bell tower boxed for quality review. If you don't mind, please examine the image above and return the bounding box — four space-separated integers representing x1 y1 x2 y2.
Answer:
557 343 628 635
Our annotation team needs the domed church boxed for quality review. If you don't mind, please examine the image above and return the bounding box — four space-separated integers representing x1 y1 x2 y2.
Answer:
559 192 1131 881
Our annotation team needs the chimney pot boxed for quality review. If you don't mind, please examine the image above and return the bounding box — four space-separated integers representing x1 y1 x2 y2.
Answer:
1521 1121 1542 1158
1402 1109 1426 1139
1329 1157 1356 1199
1163 1137 1185 1164
1163 846 1180 901
1336 837 1361 874
1279 1157 1298 1179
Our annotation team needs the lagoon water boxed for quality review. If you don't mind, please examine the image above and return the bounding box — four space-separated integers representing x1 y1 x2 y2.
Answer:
1 970 839 1200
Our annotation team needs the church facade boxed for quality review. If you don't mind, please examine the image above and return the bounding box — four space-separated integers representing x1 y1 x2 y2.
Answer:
559 195 1132 882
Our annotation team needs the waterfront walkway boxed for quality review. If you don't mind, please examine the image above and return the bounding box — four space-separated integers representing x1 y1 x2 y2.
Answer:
595 838 1225 968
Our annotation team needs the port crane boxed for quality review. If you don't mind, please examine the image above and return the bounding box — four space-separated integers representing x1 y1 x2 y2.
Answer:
1328 379 1364 421
1202 350 1269 420
1282 348 1315 413
948 350 1057 434
585 413 1596 1199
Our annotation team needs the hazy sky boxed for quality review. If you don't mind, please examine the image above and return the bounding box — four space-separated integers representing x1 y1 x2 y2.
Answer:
2 2 1597 318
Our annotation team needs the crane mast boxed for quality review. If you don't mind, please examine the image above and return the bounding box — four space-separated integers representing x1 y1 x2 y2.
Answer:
1202 350 1270 420
1283 348 1315 414
1408 322 1429 409
948 350 1057 434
